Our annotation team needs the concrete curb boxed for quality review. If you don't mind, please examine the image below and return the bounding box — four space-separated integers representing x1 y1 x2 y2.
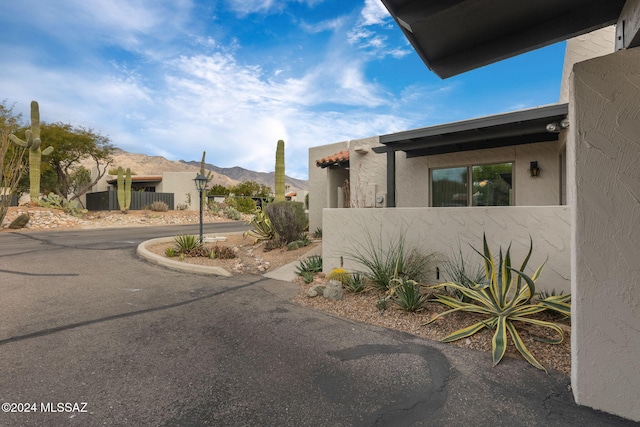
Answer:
137 233 322 279
137 235 234 276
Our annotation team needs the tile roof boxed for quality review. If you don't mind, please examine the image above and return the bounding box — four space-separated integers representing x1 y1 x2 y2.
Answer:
315 150 349 168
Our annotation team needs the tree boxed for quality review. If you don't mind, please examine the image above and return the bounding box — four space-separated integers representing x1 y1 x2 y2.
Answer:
0 100 27 223
40 122 115 202
208 184 230 197
230 180 272 198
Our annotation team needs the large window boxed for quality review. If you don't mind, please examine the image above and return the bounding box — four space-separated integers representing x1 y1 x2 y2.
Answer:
431 162 513 207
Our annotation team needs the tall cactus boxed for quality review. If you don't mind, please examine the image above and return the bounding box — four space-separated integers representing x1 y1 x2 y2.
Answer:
200 151 213 209
274 139 285 202
8 101 54 203
117 166 132 212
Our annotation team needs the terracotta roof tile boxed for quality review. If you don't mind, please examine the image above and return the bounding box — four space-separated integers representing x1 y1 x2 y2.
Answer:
315 150 349 168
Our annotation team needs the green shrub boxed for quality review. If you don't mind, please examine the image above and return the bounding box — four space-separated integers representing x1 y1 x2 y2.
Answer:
348 231 436 291
165 247 176 257
225 196 257 214
265 201 307 245
176 203 189 210
150 201 169 212
313 227 322 238
426 234 568 372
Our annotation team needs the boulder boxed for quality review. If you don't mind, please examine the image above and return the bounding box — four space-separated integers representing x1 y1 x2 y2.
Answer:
9 213 30 229
323 280 344 301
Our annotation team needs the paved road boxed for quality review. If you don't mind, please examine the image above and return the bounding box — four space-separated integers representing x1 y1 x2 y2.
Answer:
0 226 636 426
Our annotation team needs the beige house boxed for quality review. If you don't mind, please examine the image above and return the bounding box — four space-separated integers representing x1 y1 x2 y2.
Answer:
309 2 640 421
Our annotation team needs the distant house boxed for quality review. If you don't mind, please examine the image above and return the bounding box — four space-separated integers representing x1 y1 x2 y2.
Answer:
85 171 204 211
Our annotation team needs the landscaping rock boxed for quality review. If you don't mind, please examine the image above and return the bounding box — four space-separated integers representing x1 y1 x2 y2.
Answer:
307 285 325 297
323 280 343 301
9 213 30 229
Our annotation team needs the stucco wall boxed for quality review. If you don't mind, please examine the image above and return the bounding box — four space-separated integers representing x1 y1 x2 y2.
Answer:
322 206 571 294
570 48 640 421
158 172 199 210
309 141 348 232
560 26 616 103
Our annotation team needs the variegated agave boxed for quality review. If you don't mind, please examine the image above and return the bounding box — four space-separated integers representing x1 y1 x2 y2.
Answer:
425 234 569 372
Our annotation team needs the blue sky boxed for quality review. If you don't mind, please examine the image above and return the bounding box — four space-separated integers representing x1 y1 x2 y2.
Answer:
0 0 566 180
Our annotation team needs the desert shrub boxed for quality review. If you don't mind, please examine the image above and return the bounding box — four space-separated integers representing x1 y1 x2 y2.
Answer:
265 201 307 245
224 206 242 220
441 244 487 302
150 201 169 212
225 196 256 214
295 255 323 276
211 245 236 259
348 231 436 291
208 201 222 214
176 203 189 210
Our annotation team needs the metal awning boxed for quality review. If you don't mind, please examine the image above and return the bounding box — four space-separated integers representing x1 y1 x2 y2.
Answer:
373 103 568 207
380 0 626 78
373 103 568 158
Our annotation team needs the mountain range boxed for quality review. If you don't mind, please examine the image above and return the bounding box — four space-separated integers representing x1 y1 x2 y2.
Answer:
105 149 308 193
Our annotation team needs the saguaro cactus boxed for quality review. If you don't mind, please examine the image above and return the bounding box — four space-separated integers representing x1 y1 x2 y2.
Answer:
9 101 54 203
117 166 132 212
274 139 285 202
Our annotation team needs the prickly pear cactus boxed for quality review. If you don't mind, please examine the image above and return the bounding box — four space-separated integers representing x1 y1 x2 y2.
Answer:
274 139 285 202
8 101 54 203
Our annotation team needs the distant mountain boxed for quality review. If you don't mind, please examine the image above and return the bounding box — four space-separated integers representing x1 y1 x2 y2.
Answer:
98 149 239 188
181 161 308 193
98 149 308 193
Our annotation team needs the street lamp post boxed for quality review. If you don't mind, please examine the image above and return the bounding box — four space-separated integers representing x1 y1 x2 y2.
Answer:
194 174 208 243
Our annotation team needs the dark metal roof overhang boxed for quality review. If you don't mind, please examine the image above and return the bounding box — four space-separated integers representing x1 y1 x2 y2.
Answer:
373 103 568 158
379 0 626 78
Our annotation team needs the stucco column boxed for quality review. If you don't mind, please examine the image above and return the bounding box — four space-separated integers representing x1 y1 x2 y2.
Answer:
569 47 640 422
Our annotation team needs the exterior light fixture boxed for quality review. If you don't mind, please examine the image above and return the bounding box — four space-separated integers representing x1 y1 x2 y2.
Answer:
529 161 541 178
546 123 560 133
560 118 570 129
194 174 208 243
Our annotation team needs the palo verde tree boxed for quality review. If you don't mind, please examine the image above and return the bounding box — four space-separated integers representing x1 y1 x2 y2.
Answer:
0 100 27 223
40 122 115 202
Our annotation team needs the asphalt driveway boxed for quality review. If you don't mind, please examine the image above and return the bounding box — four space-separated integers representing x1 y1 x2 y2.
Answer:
0 227 635 426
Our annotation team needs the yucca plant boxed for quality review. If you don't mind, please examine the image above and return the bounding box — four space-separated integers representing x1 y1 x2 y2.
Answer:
173 234 202 253
425 234 567 372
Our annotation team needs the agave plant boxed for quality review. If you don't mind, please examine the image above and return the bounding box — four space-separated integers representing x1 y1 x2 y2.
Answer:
425 234 567 372
243 207 275 243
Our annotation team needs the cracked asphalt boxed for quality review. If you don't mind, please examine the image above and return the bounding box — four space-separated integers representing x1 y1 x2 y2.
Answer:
0 225 636 426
